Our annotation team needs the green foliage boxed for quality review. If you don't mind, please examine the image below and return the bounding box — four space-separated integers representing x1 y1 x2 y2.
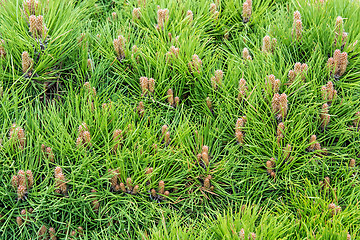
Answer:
0 0 359 239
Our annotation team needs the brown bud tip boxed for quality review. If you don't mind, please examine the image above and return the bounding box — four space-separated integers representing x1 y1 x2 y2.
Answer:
204 177 211 189
349 159 355 168
202 145 209 154
16 216 23 226
201 152 210 166
266 160 273 169
38 225 47 236
120 182 126 192
126 178 132 189
146 167 153 174
132 185 139 194
164 190 170 196
151 188 157 197
161 125 168 136
158 180 165 194
11 175 18 188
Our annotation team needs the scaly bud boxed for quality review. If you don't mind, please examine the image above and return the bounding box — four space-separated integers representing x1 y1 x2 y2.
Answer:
167 89 174 106
158 180 165 194
22 51 33 74
186 10 193 24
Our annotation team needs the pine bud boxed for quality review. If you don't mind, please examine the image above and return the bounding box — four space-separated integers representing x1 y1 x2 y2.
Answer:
277 122 285 137
161 125 168 136
38 225 47 238
186 10 193 24
0 39 6 58
347 232 351 240
211 76 217 90
26 170 33 188
47 227 56 240
87 59 93 71
17 185 27 200
111 12 117 20
250 232 256 240
238 78 248 100
197 153 202 162
11 175 18 189
175 96 180 107
279 93 288 120
202 145 209 154
54 166 62 177
328 203 341 216
165 131 171 145
271 93 280 115
308 135 317 152
16 216 23 226
242 0 252 23
126 178 133 191
204 176 211 189
284 144 291 160
148 78 155 94
139 77 148 95
349 159 355 168
83 131 91 146
262 35 271 53
188 54 202 74
113 35 126 59
113 129 123 152
288 70 296 83
167 89 174 106
46 147 54 162
206 97 212 111
18 170 26 187
334 16 343 44
120 182 126 192
295 20 302 41
132 185 139 194
137 101 145 118
133 8 141 20
55 167 67 195
209 3 216 15
294 10 301 21
242 48 251 60
320 103 330 129
239 228 245 239
201 151 210 166
145 167 153 174
158 180 165 194
215 70 223 85
109 169 119 188
339 52 348 76
151 189 157 197
157 8 169 29
235 131 244 144
22 51 33 74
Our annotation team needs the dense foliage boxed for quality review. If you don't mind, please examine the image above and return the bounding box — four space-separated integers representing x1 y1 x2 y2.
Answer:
0 0 359 239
